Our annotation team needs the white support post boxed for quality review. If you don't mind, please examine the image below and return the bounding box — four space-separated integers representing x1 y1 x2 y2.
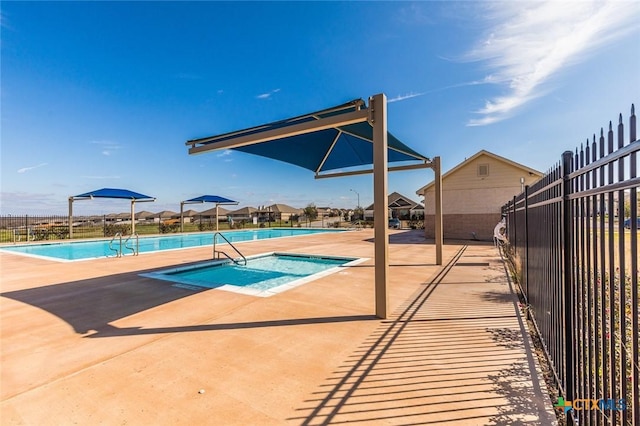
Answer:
180 202 185 233
131 201 136 235
371 93 389 319
68 197 73 239
434 156 443 265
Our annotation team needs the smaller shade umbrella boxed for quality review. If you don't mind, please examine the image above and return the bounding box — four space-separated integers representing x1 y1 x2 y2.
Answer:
180 195 238 232
69 188 155 237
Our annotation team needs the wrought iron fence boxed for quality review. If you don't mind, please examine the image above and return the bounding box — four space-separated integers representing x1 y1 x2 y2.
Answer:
0 214 213 242
502 105 638 425
0 214 306 243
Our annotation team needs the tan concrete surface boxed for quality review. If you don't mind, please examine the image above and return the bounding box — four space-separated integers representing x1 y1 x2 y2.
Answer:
0 229 557 425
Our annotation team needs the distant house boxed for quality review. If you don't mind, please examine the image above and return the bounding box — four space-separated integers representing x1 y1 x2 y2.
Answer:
198 206 232 219
228 206 258 222
416 150 542 240
262 204 302 222
363 192 424 221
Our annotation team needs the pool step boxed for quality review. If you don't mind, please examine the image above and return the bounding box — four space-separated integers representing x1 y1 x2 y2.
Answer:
172 283 203 291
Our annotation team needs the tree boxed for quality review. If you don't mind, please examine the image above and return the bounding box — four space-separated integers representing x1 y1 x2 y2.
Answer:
303 203 318 225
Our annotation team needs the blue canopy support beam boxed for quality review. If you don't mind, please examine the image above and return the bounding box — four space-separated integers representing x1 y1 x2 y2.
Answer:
188 108 369 155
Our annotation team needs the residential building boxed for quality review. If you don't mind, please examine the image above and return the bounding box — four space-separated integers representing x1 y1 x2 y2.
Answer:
416 150 542 240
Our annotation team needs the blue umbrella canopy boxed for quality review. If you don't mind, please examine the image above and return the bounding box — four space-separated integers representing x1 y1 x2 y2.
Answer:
183 195 237 204
72 188 155 200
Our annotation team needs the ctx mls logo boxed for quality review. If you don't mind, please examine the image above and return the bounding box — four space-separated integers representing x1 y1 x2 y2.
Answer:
554 397 626 413
554 397 573 413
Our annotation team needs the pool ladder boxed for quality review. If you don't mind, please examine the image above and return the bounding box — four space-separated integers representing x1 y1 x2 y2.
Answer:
212 232 247 266
108 233 139 258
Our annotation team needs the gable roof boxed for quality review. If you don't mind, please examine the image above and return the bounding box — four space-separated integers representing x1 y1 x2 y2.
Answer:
364 191 423 210
230 206 257 215
415 150 543 194
265 203 301 214
199 206 232 216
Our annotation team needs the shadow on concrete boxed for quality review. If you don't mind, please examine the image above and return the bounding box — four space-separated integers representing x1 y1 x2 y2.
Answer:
290 245 557 425
1 269 204 334
84 315 377 338
1 267 375 337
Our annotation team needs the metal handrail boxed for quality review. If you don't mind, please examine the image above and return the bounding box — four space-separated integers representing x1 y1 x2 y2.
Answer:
123 233 139 256
212 232 247 266
108 232 122 257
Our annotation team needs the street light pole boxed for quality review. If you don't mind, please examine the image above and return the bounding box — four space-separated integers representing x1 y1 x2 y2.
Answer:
350 189 360 220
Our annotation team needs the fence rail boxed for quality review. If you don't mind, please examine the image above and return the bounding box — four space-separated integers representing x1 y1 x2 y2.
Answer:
502 105 638 425
0 214 244 243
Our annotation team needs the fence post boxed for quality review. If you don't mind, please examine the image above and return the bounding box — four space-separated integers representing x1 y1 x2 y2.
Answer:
561 150 575 425
523 185 530 310
512 195 517 250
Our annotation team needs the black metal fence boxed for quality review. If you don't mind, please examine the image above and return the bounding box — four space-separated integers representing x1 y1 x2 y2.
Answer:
502 105 638 425
0 214 230 243
0 214 311 243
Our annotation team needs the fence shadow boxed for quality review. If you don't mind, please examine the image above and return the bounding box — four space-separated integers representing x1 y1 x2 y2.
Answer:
289 246 557 425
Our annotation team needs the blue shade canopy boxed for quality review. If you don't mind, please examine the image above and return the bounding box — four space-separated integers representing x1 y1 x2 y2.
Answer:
183 195 237 204
72 188 155 201
186 99 430 175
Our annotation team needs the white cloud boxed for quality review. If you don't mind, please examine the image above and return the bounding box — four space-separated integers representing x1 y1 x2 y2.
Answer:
17 163 47 173
256 88 281 100
388 92 425 103
465 0 640 126
216 150 233 158
90 140 121 156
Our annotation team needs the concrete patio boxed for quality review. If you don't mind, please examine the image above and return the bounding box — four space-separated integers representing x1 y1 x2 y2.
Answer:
0 229 557 425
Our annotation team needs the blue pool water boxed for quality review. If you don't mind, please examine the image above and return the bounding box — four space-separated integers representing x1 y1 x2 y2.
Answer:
0 228 346 261
141 252 363 297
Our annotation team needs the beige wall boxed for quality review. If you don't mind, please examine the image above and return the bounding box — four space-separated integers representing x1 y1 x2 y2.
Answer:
423 213 502 241
422 155 539 215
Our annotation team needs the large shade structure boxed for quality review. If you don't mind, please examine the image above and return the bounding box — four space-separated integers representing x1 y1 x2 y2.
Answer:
180 195 238 232
186 94 442 319
68 188 155 238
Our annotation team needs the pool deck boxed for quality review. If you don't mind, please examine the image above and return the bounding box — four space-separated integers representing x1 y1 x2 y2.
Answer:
0 229 557 425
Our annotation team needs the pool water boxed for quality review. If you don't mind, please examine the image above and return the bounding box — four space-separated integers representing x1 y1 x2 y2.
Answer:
141 253 365 297
0 228 346 261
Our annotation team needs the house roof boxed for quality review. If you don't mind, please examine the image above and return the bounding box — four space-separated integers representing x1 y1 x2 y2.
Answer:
199 206 232 217
152 210 178 218
181 209 201 217
364 191 424 210
415 150 543 194
134 210 155 219
264 203 301 214
230 206 258 215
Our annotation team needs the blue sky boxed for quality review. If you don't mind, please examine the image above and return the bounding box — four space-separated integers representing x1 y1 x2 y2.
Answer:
1 1 639 215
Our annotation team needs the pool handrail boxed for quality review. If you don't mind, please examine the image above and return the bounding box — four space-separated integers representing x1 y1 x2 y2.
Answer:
212 232 247 266
123 233 139 256
108 233 122 257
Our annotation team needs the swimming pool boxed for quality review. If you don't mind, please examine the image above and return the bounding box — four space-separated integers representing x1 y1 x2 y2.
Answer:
0 228 346 261
141 252 366 297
